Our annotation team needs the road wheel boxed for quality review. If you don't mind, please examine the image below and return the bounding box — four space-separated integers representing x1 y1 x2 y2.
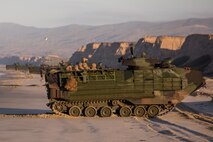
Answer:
52 102 65 113
84 106 97 117
147 105 160 118
100 106 112 117
112 100 118 106
134 106 146 117
69 106 81 117
119 106 132 117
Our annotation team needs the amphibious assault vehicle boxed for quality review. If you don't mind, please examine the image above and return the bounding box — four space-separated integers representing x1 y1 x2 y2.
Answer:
43 53 204 118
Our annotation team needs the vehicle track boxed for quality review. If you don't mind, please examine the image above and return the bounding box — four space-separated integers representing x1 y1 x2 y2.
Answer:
0 106 212 122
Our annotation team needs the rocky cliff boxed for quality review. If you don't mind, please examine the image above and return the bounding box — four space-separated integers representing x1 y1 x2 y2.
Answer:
134 36 185 58
71 36 185 68
70 34 213 75
173 34 213 75
70 42 133 68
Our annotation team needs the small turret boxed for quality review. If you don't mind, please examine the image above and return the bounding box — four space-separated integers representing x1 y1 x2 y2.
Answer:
119 44 158 69
122 56 153 69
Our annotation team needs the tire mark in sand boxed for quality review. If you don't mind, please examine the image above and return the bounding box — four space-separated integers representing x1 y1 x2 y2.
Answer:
145 115 213 142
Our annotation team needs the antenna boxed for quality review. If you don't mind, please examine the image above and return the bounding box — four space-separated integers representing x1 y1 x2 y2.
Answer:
129 43 135 57
130 46 134 56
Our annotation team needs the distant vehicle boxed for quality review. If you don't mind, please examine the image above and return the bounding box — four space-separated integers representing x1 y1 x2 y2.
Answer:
43 50 205 118
6 63 46 75
6 63 29 72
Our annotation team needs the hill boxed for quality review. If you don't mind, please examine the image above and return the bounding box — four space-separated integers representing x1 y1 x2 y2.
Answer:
0 18 213 57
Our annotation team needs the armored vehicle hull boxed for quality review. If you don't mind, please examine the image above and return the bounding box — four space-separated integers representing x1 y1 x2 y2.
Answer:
45 66 204 118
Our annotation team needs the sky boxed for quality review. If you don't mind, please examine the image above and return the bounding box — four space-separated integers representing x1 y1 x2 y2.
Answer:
0 0 213 27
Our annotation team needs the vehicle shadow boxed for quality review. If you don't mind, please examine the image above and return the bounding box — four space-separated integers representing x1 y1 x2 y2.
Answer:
176 102 213 117
0 108 51 115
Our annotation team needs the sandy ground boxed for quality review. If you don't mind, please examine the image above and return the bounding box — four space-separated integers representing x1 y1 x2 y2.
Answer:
0 65 212 142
